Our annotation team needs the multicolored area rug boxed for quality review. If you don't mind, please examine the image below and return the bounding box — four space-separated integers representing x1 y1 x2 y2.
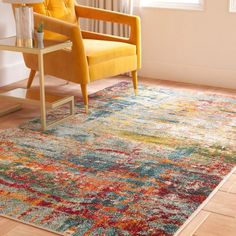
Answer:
0 82 236 235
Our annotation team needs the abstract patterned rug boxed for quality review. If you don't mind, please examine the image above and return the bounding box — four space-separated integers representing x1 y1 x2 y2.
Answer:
0 82 236 236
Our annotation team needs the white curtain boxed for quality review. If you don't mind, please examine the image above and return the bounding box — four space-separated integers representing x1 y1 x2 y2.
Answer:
80 0 134 37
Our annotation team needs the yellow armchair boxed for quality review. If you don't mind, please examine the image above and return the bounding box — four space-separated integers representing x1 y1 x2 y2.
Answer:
14 0 141 111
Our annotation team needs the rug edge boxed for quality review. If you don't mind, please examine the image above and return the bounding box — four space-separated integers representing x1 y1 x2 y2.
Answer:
0 214 64 236
174 166 236 236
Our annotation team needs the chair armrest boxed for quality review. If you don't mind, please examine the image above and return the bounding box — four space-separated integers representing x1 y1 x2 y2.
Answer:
33 12 77 38
33 12 90 80
75 5 138 26
75 5 141 68
75 5 140 43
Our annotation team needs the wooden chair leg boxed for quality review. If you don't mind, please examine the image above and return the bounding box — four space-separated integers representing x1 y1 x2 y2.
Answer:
27 69 36 89
132 70 138 95
80 84 88 113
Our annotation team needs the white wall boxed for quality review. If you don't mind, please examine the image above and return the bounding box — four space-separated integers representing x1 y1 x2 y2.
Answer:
0 1 28 87
139 0 236 89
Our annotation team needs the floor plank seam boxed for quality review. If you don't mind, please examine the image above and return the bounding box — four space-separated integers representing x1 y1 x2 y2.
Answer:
189 212 210 236
218 189 236 195
203 209 236 219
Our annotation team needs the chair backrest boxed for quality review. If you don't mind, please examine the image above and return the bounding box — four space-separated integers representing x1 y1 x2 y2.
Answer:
31 0 77 23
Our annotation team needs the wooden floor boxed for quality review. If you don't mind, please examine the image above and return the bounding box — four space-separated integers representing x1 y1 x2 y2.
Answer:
0 75 235 236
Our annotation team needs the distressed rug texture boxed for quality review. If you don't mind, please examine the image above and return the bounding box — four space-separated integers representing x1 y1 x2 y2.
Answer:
0 82 236 236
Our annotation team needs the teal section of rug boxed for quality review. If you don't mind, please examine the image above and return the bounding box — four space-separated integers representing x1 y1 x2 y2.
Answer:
0 82 236 235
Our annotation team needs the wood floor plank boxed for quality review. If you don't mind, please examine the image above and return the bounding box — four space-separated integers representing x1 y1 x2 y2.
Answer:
0 217 59 236
193 212 236 236
203 191 236 217
3 225 58 236
177 211 210 236
0 217 18 235
220 174 236 194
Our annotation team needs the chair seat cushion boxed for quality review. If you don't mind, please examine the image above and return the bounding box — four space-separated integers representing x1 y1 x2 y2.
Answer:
84 39 136 65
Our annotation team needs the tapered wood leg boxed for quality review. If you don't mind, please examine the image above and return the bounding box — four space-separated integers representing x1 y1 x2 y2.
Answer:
80 84 88 113
27 69 36 89
38 53 46 131
132 70 138 96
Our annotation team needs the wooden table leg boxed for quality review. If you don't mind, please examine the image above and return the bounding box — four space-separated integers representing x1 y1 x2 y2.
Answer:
38 52 47 131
